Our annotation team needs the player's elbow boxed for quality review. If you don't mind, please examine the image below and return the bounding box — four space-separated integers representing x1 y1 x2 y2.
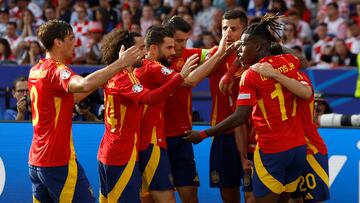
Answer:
182 79 197 87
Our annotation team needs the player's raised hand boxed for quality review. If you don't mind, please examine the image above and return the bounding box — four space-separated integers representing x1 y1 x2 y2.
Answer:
118 45 144 68
183 130 203 144
250 62 278 78
179 54 199 78
217 32 228 54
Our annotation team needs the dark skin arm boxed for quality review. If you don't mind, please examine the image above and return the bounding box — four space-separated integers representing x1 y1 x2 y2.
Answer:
184 105 252 144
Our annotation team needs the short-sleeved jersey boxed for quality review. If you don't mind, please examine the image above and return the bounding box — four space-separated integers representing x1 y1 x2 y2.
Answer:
164 48 207 137
236 54 305 154
28 58 77 167
298 73 328 155
134 58 178 151
207 46 239 126
98 70 150 166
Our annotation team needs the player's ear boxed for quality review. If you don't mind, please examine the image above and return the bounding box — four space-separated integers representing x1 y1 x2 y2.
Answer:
254 42 262 52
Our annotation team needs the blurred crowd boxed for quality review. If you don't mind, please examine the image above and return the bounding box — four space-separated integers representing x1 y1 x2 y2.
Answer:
0 0 358 68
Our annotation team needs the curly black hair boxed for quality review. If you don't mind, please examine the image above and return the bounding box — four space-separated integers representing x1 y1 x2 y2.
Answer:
101 30 141 65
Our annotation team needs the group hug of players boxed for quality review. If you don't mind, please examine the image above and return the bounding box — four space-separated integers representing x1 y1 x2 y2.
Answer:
27 8 330 203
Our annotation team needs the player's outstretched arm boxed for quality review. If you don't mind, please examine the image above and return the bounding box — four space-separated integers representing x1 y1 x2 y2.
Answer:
182 34 237 87
184 105 252 144
251 62 312 99
70 46 143 102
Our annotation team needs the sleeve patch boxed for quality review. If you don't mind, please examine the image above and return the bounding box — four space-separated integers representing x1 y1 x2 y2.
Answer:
132 84 144 93
161 67 174 75
60 69 71 80
237 93 251 100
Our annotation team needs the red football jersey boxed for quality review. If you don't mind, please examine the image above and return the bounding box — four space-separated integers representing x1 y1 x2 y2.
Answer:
28 58 77 167
207 46 239 127
134 58 178 151
236 54 306 154
164 48 207 137
98 70 150 166
298 73 328 155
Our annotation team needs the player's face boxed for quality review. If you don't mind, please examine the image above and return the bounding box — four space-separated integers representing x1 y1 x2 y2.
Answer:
157 37 175 67
61 33 75 61
134 36 146 68
222 18 245 46
173 30 190 56
237 33 257 67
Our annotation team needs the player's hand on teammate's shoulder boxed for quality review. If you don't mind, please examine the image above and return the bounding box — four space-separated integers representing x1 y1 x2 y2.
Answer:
179 54 199 78
117 45 144 67
250 62 278 78
183 130 203 144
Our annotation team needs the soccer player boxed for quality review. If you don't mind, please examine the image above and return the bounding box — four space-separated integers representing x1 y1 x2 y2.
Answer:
162 16 208 203
185 14 307 203
135 25 233 203
27 20 142 202
250 62 330 203
204 9 248 203
97 30 198 203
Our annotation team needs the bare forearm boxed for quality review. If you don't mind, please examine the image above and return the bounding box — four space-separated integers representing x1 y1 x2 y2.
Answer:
272 72 312 99
234 124 248 162
183 51 230 87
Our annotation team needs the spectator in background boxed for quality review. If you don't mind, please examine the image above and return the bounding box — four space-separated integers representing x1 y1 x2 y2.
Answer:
116 8 133 31
324 2 347 39
269 0 288 15
98 0 120 30
286 9 312 44
292 0 311 23
130 23 141 33
247 0 268 20
3 76 31 120
140 5 157 36
207 8 223 44
149 0 172 19
352 3 360 28
94 6 113 33
43 5 57 21
71 4 91 38
86 22 104 65
183 13 202 47
0 37 16 64
195 0 217 32
0 8 9 37
18 9 37 39
345 19 360 55
128 0 142 23
312 23 334 64
73 97 101 121
10 0 43 26
176 5 192 18
281 22 303 49
70 0 93 25
4 21 21 55
197 31 216 49
56 0 72 23
19 40 44 65
331 38 357 67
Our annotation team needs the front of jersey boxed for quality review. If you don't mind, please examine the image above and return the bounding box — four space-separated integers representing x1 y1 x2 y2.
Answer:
28 58 77 167
134 58 178 151
164 48 207 137
237 54 306 154
207 46 239 126
98 70 150 166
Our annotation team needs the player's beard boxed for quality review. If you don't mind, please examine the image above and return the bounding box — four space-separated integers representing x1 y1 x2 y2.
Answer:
158 55 171 67
133 59 143 68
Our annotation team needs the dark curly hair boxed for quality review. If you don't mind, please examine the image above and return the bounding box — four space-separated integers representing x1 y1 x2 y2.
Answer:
101 30 141 65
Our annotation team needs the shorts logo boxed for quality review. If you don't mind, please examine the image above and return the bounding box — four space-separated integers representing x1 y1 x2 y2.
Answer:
60 69 71 80
161 67 174 75
238 93 251 100
132 84 143 93
243 173 251 187
211 170 220 184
